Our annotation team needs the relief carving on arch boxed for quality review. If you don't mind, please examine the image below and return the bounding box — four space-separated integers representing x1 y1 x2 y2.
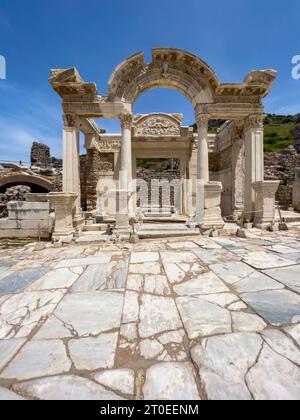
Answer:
135 115 181 137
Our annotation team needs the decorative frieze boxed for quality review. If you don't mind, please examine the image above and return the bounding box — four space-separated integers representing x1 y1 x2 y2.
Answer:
135 115 181 137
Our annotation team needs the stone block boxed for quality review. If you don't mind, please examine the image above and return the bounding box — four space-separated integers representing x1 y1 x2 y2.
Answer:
19 220 49 230
7 201 50 221
0 219 19 229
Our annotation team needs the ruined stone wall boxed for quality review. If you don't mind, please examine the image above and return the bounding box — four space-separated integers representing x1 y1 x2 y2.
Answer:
264 145 298 207
30 142 50 168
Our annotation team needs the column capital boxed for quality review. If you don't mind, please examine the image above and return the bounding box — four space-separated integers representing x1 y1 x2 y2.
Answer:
244 114 265 132
120 113 133 129
63 113 78 128
195 113 211 129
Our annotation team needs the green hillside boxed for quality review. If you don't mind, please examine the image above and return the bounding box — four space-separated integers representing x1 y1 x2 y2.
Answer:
264 114 296 152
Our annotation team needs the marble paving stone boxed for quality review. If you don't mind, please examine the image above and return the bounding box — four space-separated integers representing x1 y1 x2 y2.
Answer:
160 251 198 264
195 293 239 308
167 242 199 249
52 291 124 336
1 340 71 380
246 344 300 400
130 252 159 264
263 265 300 293
94 369 135 395
12 375 124 400
105 258 129 289
120 323 137 342
0 290 65 339
242 252 296 270
284 324 300 345
193 249 239 265
54 255 110 269
228 301 247 311
209 261 255 285
266 245 300 254
129 262 161 275
234 271 284 294
27 268 79 291
122 291 139 324
191 333 262 400
140 339 164 359
232 312 267 333
127 275 143 292
0 267 50 295
174 272 229 296
193 239 222 249
0 386 24 400
242 290 300 325
176 297 232 339
139 294 182 338
70 264 107 292
144 275 171 296
68 333 118 370
262 329 300 365
33 315 73 339
163 263 186 284
158 329 185 345
0 338 26 370
143 362 200 400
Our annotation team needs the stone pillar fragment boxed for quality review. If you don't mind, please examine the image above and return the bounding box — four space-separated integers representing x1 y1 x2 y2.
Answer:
48 192 78 242
202 182 225 230
252 181 280 228
244 114 265 218
293 155 300 211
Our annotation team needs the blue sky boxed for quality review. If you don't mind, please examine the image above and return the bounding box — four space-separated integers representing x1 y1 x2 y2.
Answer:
0 0 299 162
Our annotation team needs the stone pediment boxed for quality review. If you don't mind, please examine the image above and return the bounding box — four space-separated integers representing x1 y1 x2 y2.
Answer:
133 114 182 137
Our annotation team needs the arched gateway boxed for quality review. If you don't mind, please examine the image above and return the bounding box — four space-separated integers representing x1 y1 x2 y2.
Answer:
49 48 279 234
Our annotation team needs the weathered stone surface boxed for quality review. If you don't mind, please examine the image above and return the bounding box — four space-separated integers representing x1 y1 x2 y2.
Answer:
262 329 300 365
130 252 159 264
163 263 186 284
158 329 185 345
246 345 300 400
70 264 107 292
209 261 255 285
0 267 50 295
143 362 200 400
1 340 71 380
0 338 26 370
284 324 300 345
139 294 182 338
234 271 283 293
13 375 124 400
0 290 65 339
241 290 300 325
174 271 229 296
129 262 161 275
193 249 239 265
94 369 135 395
176 297 231 339
127 274 143 292
27 268 79 291
144 275 171 295
54 255 110 269
263 265 300 293
196 292 239 308
0 386 24 400
122 291 139 323
140 339 164 359
242 252 296 269
52 291 124 336
191 333 263 400
69 333 118 370
232 312 267 332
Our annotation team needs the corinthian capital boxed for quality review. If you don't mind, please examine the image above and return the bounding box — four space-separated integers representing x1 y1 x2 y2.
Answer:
63 113 77 128
244 114 265 132
120 113 133 130
196 113 211 130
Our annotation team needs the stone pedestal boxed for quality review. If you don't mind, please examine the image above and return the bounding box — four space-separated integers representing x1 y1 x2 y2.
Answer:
252 181 280 228
293 164 300 211
48 192 78 242
201 182 225 230
115 189 130 230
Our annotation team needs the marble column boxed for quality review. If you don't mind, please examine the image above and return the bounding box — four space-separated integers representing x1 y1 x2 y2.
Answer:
62 114 82 226
244 114 265 218
116 113 133 229
195 113 210 224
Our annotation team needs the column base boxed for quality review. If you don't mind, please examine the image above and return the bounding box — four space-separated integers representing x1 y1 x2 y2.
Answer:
252 181 280 227
52 229 75 244
199 182 225 230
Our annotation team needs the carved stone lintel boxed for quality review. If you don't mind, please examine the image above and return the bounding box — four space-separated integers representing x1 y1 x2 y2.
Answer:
135 115 181 136
63 113 77 128
120 113 133 130
244 114 265 132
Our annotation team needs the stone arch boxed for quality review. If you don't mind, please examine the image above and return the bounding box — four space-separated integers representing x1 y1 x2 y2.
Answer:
0 174 54 194
108 48 220 107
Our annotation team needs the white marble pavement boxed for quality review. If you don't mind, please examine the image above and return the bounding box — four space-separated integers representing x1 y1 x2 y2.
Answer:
0 226 300 400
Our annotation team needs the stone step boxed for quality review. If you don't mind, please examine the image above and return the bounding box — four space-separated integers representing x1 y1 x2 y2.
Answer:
138 229 200 239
